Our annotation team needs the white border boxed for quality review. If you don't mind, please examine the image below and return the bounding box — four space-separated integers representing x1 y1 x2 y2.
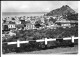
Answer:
1 1 80 57
1 1 2 56
78 1 80 55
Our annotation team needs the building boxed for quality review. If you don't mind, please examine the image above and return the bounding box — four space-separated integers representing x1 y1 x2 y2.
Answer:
6 17 12 22
30 18 36 24
20 20 25 24
25 22 36 30
41 18 45 23
61 23 71 27
8 21 16 29
15 20 21 24
55 20 71 28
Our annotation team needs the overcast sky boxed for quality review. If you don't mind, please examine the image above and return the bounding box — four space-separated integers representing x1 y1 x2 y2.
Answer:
1 1 78 12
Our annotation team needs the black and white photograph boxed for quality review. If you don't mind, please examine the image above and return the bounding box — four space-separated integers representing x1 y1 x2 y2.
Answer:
1 1 78 54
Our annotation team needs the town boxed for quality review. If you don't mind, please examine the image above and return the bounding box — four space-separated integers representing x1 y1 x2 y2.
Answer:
2 14 78 40
2 4 78 54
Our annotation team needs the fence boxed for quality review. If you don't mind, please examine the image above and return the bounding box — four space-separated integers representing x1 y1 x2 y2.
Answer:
3 36 78 47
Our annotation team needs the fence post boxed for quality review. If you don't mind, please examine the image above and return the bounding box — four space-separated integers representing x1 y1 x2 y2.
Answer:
45 38 48 45
71 36 74 43
44 38 48 49
71 36 74 47
17 40 20 47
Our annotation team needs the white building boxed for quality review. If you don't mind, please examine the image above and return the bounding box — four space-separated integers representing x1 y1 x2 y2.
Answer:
15 20 21 24
8 22 16 29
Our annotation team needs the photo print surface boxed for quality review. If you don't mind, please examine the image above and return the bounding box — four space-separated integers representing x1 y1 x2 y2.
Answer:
1 1 78 54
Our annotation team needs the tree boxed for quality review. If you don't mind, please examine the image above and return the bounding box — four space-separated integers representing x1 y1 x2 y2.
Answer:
49 17 57 23
35 20 42 28
15 24 24 29
67 13 78 21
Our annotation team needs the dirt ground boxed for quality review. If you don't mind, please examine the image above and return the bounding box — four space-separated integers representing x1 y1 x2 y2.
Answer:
7 45 78 54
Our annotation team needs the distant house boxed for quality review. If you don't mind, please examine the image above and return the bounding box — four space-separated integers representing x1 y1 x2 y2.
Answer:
55 21 71 28
24 21 36 30
20 20 25 24
6 17 12 22
41 18 45 23
15 17 19 21
46 24 58 29
30 18 36 24
15 20 21 24
26 24 35 30
8 21 16 29
61 23 71 27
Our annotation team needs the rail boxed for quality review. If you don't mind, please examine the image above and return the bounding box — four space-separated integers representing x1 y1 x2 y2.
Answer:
2 36 78 47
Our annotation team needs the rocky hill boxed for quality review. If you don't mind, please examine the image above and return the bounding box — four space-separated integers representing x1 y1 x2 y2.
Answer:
45 5 76 16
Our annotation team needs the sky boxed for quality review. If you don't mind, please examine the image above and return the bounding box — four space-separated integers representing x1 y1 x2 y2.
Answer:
1 1 78 12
